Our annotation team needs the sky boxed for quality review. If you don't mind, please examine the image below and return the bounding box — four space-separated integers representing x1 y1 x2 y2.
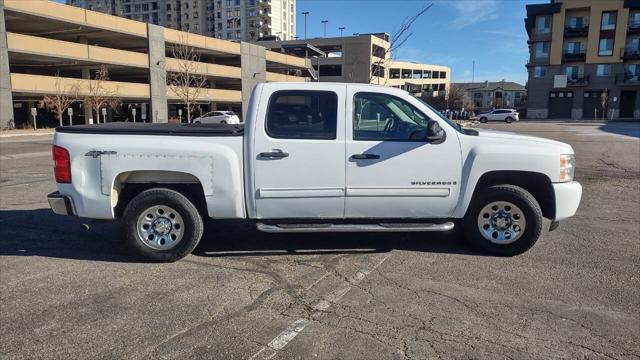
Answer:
297 0 539 85
53 0 538 84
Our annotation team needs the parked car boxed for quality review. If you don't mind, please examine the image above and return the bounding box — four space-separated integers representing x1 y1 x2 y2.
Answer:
48 82 581 262
478 109 520 123
192 111 240 124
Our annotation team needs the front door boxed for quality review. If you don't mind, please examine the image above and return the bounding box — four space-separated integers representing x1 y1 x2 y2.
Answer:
345 87 462 218
619 91 637 118
253 85 346 219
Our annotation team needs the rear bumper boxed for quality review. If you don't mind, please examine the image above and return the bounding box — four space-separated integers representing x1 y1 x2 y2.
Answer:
553 181 582 221
48 191 76 216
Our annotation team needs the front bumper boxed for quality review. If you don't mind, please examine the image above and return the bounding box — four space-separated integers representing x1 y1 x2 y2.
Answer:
48 191 76 216
552 181 582 221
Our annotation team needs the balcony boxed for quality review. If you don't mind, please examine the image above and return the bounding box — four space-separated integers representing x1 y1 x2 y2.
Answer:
616 73 640 86
621 47 640 60
628 22 640 34
567 75 589 86
564 25 589 37
562 52 586 62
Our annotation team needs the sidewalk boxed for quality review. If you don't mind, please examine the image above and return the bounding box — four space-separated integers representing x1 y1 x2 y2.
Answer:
0 128 55 138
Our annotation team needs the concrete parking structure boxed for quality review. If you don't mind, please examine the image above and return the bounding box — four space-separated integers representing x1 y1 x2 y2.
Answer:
0 0 311 127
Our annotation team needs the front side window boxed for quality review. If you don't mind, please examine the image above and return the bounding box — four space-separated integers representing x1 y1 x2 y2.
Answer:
599 38 614 56
535 42 550 58
536 15 551 34
266 91 338 140
353 93 430 141
601 11 617 30
596 64 611 76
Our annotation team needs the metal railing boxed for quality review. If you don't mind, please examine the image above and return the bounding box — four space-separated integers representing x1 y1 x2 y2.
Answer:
564 25 589 37
621 47 640 60
615 73 640 85
567 74 589 86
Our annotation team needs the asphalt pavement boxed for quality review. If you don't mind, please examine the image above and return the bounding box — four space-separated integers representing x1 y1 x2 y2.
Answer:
0 121 638 359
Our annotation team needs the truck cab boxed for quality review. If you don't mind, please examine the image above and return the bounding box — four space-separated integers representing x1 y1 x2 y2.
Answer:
49 83 582 262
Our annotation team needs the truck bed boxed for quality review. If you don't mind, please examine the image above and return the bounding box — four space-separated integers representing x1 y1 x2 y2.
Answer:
56 122 244 137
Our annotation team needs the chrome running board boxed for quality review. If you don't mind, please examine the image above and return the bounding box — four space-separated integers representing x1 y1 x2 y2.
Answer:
256 222 455 233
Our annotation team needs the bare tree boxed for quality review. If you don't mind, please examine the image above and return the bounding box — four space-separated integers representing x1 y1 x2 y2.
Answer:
83 65 121 123
42 72 79 126
168 39 208 123
369 3 433 84
445 83 467 110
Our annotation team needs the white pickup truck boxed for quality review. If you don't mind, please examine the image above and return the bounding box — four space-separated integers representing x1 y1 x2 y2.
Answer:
48 83 582 262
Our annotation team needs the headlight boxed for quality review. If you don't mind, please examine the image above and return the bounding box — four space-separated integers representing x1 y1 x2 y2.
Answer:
560 154 575 182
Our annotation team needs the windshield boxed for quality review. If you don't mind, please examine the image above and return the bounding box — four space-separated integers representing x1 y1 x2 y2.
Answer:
415 97 462 132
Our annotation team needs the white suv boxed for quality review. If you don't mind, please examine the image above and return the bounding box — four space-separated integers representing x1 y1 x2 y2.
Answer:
193 111 240 124
478 109 519 123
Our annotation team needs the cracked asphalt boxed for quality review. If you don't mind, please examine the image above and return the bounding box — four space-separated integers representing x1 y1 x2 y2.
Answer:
1 121 639 359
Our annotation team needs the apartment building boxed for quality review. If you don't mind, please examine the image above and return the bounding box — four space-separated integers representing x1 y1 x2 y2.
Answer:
525 0 640 119
211 0 295 41
457 81 527 112
257 34 450 97
0 0 310 128
67 0 295 41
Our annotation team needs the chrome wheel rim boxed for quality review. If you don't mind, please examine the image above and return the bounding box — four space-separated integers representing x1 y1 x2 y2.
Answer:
477 201 526 244
136 205 184 250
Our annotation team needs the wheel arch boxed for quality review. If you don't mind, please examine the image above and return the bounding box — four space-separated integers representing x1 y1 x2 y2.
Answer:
466 170 555 220
112 170 208 218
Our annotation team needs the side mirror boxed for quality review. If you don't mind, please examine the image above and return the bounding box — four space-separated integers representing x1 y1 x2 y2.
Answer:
426 120 446 144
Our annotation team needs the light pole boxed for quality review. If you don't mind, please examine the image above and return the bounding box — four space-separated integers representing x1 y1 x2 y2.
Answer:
301 11 309 39
338 26 345 37
321 20 328 37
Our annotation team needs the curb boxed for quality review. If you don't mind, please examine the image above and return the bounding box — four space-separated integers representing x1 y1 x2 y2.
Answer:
0 130 55 138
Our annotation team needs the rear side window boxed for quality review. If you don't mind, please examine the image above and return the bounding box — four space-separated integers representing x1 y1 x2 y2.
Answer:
266 90 338 140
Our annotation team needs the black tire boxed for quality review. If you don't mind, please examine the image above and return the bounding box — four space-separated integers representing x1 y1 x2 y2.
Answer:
480 117 488 123
463 185 542 256
505 117 514 123
122 188 204 262
220 120 227 124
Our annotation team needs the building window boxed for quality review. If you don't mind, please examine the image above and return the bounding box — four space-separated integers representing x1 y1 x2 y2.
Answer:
601 11 617 30
167 3 171 10
536 15 551 34
563 65 580 80
566 16 584 29
564 41 583 54
596 64 611 76
535 41 550 58
534 66 547 78
598 38 614 56
630 11 640 29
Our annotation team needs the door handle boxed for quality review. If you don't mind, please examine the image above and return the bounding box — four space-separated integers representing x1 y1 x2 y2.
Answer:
351 153 380 160
259 150 289 159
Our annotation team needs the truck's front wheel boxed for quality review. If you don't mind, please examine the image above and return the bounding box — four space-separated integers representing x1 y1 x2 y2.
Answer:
463 185 542 256
122 188 204 262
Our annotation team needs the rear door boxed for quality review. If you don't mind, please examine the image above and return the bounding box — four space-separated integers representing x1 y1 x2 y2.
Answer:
252 85 346 218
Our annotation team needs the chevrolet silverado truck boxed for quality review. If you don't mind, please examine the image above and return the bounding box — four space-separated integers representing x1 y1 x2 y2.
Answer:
48 83 582 262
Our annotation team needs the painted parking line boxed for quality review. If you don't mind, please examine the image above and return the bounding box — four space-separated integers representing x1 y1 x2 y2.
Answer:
249 252 392 360
0 151 51 160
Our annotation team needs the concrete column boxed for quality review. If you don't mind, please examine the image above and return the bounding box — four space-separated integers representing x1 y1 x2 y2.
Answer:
0 0 15 129
147 24 168 123
77 36 93 124
240 42 266 120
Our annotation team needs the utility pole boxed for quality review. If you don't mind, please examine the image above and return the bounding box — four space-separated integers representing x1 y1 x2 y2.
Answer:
321 20 328 37
301 11 309 39
338 26 345 37
472 60 475 84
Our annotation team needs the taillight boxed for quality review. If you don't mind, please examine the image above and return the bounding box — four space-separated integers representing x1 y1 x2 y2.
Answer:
52 145 71 183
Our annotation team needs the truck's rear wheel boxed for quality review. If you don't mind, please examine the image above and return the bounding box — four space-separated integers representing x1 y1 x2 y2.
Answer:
463 185 542 256
122 188 203 262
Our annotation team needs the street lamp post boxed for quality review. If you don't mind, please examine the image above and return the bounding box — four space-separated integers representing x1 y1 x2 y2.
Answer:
301 11 309 39
321 20 328 37
338 26 345 37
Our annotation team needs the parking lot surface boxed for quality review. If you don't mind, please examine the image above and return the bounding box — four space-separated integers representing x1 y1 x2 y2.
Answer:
1 122 639 359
